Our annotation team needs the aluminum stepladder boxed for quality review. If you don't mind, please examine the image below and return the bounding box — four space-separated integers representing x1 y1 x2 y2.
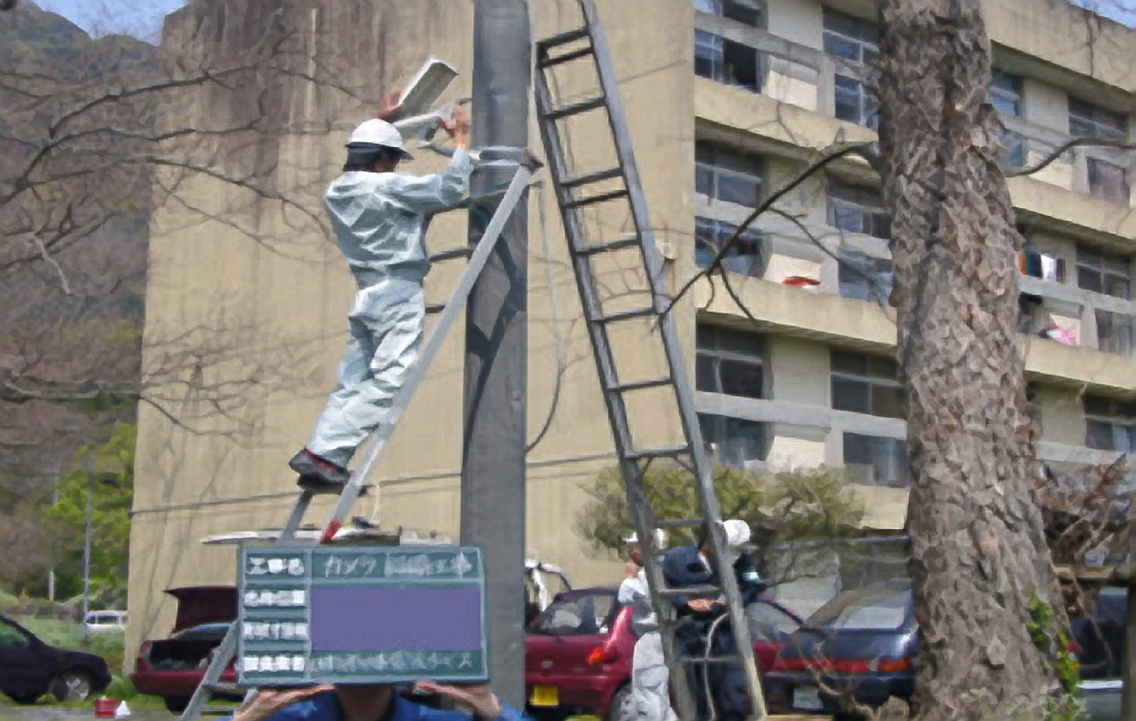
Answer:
532 2 768 720
178 147 542 721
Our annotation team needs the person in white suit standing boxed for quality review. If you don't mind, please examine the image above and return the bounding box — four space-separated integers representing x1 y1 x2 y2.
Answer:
617 529 677 721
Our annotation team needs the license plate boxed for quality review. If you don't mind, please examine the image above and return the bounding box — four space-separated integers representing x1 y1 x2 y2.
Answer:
793 686 823 711
530 685 559 707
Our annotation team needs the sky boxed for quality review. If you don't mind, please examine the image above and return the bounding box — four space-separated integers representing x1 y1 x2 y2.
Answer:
34 0 189 42
27 0 1136 39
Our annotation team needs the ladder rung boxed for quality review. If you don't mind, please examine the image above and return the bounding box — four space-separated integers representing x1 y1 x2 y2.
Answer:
657 518 704 528
543 95 606 120
609 377 672 393
564 188 628 210
595 306 655 324
539 46 594 68
577 235 640 256
429 246 472 262
680 655 743 666
537 26 589 49
426 303 446 315
660 585 720 597
624 443 691 461
562 166 623 189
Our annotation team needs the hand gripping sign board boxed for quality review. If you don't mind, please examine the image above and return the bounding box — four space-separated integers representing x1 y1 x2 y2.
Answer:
237 546 488 686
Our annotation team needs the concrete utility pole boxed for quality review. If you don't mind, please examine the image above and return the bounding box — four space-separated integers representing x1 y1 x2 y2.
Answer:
461 0 531 707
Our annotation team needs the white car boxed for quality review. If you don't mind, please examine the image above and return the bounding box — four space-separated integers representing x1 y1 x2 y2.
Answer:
83 611 127 634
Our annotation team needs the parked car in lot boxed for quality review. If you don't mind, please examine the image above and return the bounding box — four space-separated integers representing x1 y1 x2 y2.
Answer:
764 579 1125 721
83 610 128 635
0 614 111 704
524 587 802 721
130 586 240 713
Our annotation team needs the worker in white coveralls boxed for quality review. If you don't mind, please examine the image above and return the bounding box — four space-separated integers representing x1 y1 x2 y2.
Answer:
289 91 473 489
618 529 677 721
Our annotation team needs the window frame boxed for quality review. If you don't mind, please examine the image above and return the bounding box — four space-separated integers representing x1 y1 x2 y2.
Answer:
1083 397 1136 453
837 249 894 305
822 7 879 129
696 325 766 399
827 180 891 240
698 412 769 468
1086 157 1130 205
694 217 767 279
988 70 1023 117
1069 98 1128 143
696 142 765 209
1076 246 1132 300
842 432 909 488
830 350 903 419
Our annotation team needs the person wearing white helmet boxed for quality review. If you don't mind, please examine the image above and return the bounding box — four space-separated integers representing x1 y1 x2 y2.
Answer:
617 529 677 721
661 519 765 721
289 91 473 489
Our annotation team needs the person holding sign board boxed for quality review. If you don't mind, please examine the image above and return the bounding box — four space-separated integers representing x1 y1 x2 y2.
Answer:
225 681 525 721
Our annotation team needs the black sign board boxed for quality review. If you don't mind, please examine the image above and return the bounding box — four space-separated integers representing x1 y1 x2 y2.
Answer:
236 546 488 686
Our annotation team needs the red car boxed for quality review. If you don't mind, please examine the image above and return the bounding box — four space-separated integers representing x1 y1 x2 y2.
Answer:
525 587 802 721
130 586 241 713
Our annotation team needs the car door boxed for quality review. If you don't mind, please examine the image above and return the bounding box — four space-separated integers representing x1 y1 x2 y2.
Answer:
0 618 54 698
745 601 802 675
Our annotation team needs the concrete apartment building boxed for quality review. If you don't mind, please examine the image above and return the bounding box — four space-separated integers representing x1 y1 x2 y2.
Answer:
127 0 1135 660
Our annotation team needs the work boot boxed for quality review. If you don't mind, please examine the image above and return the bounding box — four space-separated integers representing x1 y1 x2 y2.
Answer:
289 449 350 490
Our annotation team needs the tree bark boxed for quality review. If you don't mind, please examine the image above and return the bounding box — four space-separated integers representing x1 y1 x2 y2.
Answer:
876 0 1061 718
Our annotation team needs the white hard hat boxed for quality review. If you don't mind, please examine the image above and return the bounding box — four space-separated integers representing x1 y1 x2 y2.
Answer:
723 519 751 549
623 529 667 551
346 118 413 161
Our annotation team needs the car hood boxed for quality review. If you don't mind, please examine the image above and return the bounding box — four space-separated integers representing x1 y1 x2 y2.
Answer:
165 586 237 632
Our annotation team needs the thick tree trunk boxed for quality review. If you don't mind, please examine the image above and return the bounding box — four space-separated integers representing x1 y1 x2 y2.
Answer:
876 1 1061 719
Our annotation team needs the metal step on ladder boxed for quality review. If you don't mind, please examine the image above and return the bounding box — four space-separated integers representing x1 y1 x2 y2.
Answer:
533 3 768 720
177 148 542 721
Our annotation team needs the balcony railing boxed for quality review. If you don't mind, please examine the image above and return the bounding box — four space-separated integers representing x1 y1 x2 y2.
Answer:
695 194 1136 356
693 11 1134 206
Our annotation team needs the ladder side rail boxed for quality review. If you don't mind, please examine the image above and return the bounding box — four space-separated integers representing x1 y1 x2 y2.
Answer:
576 2 769 717
534 64 701 721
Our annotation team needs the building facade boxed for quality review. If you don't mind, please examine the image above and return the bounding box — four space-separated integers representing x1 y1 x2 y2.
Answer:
127 0 1135 665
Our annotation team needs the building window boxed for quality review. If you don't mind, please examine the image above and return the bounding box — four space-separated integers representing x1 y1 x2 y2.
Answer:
1086 158 1129 204
1084 397 1136 453
1069 98 1128 143
1020 243 1066 283
1076 246 1131 299
831 350 903 419
1095 310 1134 356
827 181 891 239
695 218 766 278
843 433 908 487
696 325 764 399
837 250 894 304
823 7 879 129
699 413 768 467
693 0 766 93
693 0 766 26
988 71 1023 117
996 129 1027 171
695 142 764 208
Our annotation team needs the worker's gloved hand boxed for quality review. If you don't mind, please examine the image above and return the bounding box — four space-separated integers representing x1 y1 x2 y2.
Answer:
233 686 334 721
377 89 405 121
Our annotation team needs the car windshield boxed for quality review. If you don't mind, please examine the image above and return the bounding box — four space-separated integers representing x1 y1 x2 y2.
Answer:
530 593 615 636
804 582 912 631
